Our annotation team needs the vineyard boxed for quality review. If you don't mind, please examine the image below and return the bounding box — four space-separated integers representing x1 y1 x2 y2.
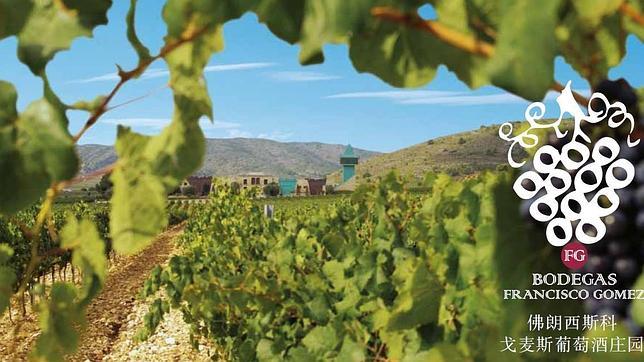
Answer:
0 171 643 360
0 0 643 361
140 175 570 361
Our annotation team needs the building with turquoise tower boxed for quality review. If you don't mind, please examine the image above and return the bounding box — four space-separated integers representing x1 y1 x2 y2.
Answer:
340 144 359 183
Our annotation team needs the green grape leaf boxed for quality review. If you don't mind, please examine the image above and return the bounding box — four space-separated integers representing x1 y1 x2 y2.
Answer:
110 127 168 255
253 0 305 45
572 0 623 28
0 244 15 315
0 80 18 125
558 10 628 86
126 0 151 63
387 260 442 331
33 283 84 362
0 84 78 214
0 266 15 315
16 0 112 75
402 344 464 362
286 347 314 361
302 324 339 355
487 0 561 101
623 1 644 41
631 272 644 326
256 338 281 361
298 0 371 64
349 20 439 88
60 216 107 303
0 0 32 40
70 95 107 113
429 0 490 89
0 243 13 264
336 337 365 362
43 73 69 124
110 0 221 254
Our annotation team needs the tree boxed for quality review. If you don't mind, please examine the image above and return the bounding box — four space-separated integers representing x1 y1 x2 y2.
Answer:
230 181 241 195
180 184 195 197
95 172 113 197
263 182 280 197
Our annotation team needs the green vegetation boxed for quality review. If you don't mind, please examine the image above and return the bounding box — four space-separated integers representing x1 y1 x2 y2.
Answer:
0 0 641 360
262 182 281 197
0 203 109 317
141 174 584 361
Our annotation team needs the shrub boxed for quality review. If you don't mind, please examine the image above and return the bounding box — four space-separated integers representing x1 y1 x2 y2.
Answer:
180 184 195 196
263 182 280 197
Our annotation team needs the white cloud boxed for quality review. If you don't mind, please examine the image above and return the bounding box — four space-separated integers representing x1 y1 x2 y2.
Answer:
225 129 254 138
70 62 276 83
220 129 294 141
268 71 340 82
200 119 242 130
102 117 241 130
326 89 592 106
400 93 527 105
204 63 274 72
70 73 120 83
100 117 292 141
325 90 460 100
101 118 170 128
257 131 294 141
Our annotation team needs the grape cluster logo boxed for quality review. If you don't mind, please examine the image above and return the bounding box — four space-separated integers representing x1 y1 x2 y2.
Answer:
499 82 639 251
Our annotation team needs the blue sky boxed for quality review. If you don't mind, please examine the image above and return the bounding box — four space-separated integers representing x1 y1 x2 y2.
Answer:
0 2 641 152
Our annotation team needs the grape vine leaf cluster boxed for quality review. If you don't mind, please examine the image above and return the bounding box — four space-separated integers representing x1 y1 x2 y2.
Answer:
0 81 78 214
0 1 642 360
140 174 584 361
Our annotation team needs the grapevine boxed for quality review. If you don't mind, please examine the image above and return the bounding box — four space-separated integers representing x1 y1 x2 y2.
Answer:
0 0 641 360
141 175 580 360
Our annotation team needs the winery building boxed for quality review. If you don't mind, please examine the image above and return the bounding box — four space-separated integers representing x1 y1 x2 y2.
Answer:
180 176 213 197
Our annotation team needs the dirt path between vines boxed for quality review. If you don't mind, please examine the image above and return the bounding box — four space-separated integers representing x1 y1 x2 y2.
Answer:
67 224 183 361
0 222 217 361
69 225 183 361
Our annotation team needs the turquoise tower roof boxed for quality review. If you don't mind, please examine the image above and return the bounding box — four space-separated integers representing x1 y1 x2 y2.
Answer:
340 144 359 166
341 144 358 159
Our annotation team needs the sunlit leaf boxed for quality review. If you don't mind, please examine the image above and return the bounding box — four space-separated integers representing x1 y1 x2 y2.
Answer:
16 0 112 75
0 244 15 315
60 216 107 303
487 0 561 100
0 82 78 214
350 21 439 88
33 283 84 362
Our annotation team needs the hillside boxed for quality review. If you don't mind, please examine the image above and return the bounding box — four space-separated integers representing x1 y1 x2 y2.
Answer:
77 138 380 177
328 124 520 186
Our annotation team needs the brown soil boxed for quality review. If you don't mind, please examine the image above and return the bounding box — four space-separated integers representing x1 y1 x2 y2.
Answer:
0 223 186 361
69 224 184 362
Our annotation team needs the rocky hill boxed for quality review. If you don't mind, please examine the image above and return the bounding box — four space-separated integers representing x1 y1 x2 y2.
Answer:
77 138 380 177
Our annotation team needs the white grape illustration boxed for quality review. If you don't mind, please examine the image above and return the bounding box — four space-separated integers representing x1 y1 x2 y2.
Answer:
500 82 638 247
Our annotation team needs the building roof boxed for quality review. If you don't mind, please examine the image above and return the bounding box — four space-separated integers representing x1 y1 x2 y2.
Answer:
187 176 212 181
341 144 358 159
236 172 277 177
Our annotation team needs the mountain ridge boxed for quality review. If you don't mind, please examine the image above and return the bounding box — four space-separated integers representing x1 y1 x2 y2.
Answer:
327 124 516 186
77 138 380 177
